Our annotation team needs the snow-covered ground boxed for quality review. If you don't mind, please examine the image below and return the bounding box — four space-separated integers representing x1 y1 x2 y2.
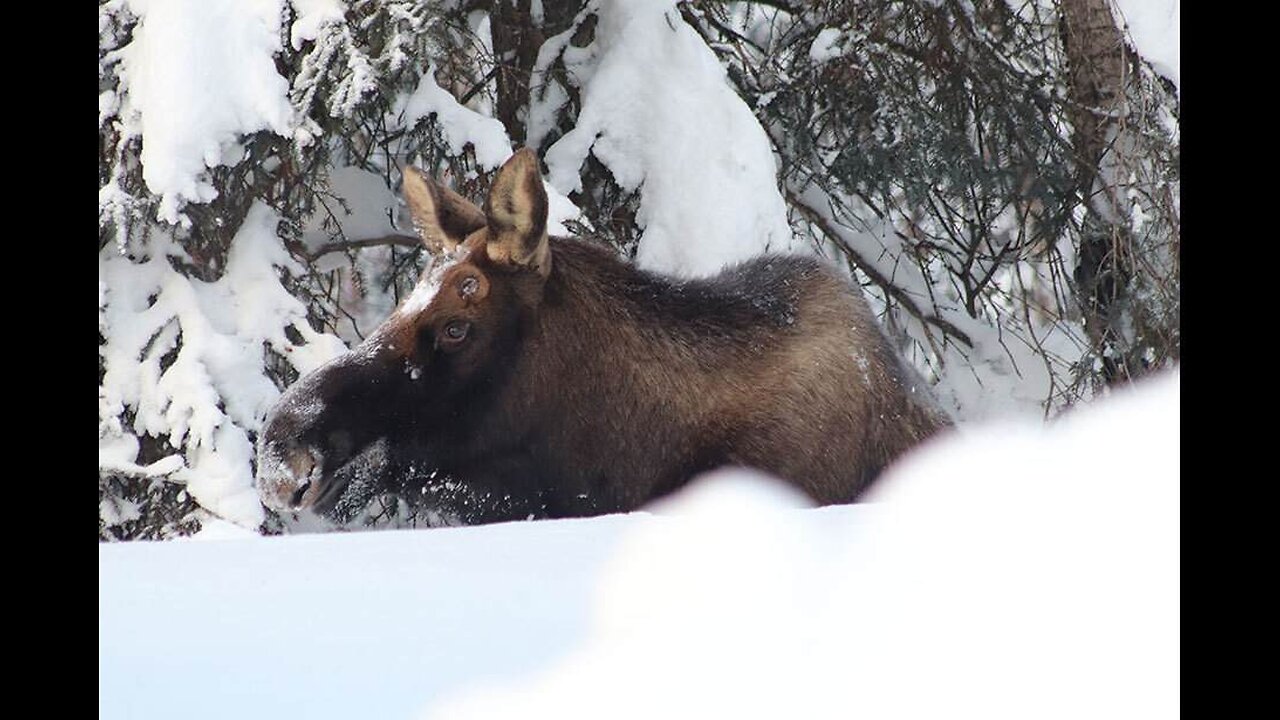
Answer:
99 369 1178 719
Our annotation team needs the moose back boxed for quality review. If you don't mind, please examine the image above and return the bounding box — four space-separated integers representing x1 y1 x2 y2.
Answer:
256 149 950 524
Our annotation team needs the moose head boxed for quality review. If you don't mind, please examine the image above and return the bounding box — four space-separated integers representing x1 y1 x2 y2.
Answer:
256 148 950 526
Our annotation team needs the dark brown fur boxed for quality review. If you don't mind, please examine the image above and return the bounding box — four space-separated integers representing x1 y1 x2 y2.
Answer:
256 150 951 524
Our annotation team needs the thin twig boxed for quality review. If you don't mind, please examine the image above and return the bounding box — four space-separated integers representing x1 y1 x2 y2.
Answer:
459 65 500 105
308 234 422 260
787 189 973 347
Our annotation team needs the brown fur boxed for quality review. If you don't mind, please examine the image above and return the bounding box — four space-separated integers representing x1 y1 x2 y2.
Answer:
256 150 952 523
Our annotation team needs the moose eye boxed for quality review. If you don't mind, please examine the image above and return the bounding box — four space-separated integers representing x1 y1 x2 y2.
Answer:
459 276 479 297
442 320 470 343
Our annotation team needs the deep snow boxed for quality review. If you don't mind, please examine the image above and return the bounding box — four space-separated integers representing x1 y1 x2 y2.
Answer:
100 370 1178 719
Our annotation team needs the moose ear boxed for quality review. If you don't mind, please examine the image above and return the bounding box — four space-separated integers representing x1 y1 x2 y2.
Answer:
401 165 488 255
482 148 550 276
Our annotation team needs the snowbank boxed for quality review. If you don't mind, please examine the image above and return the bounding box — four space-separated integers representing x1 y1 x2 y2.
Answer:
432 370 1179 719
100 371 1177 719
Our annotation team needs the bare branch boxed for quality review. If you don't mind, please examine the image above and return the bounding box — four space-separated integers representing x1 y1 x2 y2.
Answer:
307 234 423 260
787 189 973 348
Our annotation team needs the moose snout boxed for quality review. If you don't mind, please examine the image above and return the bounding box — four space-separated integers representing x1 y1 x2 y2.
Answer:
256 438 327 512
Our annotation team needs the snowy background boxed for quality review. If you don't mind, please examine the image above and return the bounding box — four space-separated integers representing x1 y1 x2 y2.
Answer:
99 0 1178 716
100 0 1179 537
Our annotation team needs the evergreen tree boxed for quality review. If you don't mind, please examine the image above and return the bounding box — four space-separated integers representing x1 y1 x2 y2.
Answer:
99 0 1179 540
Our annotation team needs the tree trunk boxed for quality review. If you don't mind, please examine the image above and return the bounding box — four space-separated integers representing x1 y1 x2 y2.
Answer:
488 0 584 146
1060 0 1135 383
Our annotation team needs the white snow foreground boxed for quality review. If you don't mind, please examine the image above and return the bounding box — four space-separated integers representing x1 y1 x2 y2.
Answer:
99 370 1178 719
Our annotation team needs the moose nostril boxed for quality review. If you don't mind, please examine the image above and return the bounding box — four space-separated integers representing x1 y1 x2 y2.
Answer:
263 443 324 511
289 479 311 509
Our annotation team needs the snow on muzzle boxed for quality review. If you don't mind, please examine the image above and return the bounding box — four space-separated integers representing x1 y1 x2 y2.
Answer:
256 364 332 513
255 438 326 512
257 421 390 516
252 356 368 509
259 437 394 516
254 346 392 516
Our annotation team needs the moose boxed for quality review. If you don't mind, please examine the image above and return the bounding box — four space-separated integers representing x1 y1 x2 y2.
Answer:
256 148 951 524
